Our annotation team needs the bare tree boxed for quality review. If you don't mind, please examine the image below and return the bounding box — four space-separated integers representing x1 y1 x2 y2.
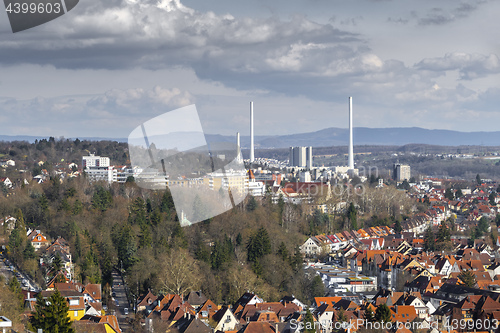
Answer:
226 264 258 299
158 248 200 297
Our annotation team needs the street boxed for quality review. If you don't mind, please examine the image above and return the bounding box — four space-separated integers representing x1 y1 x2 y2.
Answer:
0 255 40 292
111 270 132 332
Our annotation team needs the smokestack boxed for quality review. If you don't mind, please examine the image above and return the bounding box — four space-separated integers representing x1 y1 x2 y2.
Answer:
250 102 255 162
236 132 242 163
348 97 354 169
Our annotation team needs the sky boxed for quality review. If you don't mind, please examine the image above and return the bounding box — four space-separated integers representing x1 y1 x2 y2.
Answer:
1 0 500 139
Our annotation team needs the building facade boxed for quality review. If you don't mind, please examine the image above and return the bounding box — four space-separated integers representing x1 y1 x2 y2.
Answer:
393 163 411 181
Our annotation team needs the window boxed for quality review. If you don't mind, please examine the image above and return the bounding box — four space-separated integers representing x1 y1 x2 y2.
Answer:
74 310 78 317
69 299 79 306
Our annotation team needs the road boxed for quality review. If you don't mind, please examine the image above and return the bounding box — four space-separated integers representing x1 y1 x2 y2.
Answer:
0 256 14 283
111 270 132 333
0 255 40 292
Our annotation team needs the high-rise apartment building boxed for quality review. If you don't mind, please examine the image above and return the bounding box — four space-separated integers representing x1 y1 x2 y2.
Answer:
289 146 313 168
393 163 411 181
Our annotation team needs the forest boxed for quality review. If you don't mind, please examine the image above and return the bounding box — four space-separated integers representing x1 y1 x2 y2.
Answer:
0 172 328 309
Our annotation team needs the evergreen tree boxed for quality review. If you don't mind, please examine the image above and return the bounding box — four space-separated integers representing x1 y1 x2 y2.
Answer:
171 222 188 249
194 240 210 263
246 227 271 262
423 227 435 251
456 188 464 198
290 246 303 272
192 195 207 222
210 236 234 270
495 214 500 227
277 242 289 262
15 208 26 230
476 174 482 185
477 217 489 234
30 290 75 333
23 239 36 260
309 275 325 298
235 233 243 246
53 253 63 272
364 307 375 322
393 219 402 233
139 224 152 248
246 196 258 212
91 185 112 212
337 308 347 322
129 197 147 226
72 199 83 215
346 202 357 230
375 303 392 323
160 190 175 213
436 221 451 243
459 270 477 287
489 192 497 206
303 309 316 333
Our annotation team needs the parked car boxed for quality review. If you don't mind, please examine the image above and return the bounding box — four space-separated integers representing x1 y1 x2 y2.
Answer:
123 308 129 315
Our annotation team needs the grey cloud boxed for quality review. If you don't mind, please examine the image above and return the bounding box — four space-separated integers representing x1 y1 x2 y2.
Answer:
0 86 195 136
387 17 409 24
416 1 484 26
415 53 500 80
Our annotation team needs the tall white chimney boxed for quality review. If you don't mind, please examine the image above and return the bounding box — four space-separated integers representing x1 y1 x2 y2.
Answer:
236 132 242 163
348 97 354 169
250 101 255 162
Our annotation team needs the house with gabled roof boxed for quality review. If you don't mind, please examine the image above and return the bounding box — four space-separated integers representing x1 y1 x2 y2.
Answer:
83 283 101 304
175 316 212 333
28 229 50 249
212 306 239 332
235 293 263 308
197 299 218 322
389 305 418 324
185 290 208 309
0 177 12 188
314 303 335 330
137 290 158 312
280 296 305 311
314 296 341 308
40 288 86 321
237 321 277 333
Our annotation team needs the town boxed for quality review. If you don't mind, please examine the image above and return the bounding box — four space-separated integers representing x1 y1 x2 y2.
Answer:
1 135 500 333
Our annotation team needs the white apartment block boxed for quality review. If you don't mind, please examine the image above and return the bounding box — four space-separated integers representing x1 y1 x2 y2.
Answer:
82 154 110 168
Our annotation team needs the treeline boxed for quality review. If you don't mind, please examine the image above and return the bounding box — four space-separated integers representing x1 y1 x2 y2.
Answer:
0 138 129 176
0 175 325 307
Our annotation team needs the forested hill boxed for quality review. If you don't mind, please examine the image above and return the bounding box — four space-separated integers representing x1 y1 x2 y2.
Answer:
0 138 129 172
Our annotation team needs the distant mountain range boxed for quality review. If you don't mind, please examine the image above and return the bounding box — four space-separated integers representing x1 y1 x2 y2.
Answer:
210 127 500 148
2 127 500 147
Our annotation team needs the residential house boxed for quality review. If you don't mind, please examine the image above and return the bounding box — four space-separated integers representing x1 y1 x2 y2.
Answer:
27 229 50 250
39 289 86 321
0 177 12 188
212 306 239 332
